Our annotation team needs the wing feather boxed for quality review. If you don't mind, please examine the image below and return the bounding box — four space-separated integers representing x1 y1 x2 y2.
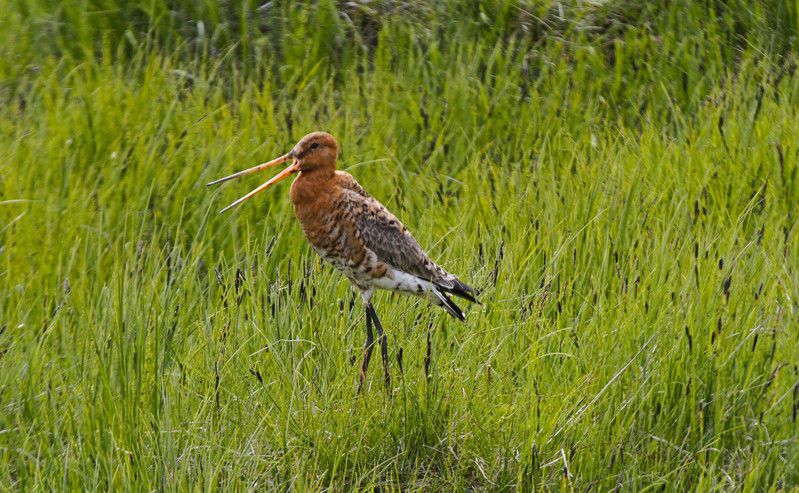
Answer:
333 172 477 303
346 198 440 281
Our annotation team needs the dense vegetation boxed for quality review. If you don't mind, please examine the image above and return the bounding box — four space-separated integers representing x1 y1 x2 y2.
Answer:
1 1 798 490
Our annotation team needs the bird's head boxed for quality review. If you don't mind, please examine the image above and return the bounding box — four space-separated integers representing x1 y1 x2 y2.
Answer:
289 131 339 173
207 131 339 213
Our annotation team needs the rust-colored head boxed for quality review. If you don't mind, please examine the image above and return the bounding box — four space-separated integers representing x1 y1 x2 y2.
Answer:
289 131 338 173
207 132 339 213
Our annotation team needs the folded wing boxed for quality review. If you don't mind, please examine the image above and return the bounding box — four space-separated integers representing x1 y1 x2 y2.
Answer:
335 172 478 306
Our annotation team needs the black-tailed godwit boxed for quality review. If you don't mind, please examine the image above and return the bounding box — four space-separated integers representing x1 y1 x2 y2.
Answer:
208 132 477 390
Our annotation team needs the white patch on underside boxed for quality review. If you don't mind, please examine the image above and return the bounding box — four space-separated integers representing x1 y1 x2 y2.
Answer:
371 267 437 301
313 247 449 309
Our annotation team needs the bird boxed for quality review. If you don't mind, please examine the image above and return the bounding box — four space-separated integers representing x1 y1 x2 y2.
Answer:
207 132 477 390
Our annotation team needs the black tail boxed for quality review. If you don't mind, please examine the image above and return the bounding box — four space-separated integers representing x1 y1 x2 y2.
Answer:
432 278 479 322
440 278 479 305
433 289 466 322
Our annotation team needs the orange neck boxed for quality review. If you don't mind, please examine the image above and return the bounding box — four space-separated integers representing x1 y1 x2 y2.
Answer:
290 167 335 209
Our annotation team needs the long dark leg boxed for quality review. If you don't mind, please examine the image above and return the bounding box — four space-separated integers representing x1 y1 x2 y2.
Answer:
367 303 391 391
359 308 375 391
424 328 431 379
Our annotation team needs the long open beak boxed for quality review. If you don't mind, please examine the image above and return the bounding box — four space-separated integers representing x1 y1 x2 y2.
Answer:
207 153 299 213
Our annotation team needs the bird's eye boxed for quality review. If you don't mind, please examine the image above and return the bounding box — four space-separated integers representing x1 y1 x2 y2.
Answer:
310 143 319 150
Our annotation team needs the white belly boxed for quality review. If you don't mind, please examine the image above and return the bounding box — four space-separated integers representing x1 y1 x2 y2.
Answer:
371 267 437 301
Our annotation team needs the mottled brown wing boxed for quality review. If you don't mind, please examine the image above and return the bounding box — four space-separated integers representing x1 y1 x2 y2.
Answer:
334 173 444 283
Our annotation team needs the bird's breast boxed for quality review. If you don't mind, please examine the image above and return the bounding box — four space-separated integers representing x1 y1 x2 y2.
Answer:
290 177 388 284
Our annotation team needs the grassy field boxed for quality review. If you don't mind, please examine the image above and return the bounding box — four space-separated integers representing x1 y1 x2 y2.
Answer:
1 1 798 490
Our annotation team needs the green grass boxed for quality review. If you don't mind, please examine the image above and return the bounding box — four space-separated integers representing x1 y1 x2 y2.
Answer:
1 1 798 490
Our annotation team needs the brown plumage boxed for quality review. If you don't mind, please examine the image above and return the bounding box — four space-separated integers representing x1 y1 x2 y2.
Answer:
208 131 477 390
